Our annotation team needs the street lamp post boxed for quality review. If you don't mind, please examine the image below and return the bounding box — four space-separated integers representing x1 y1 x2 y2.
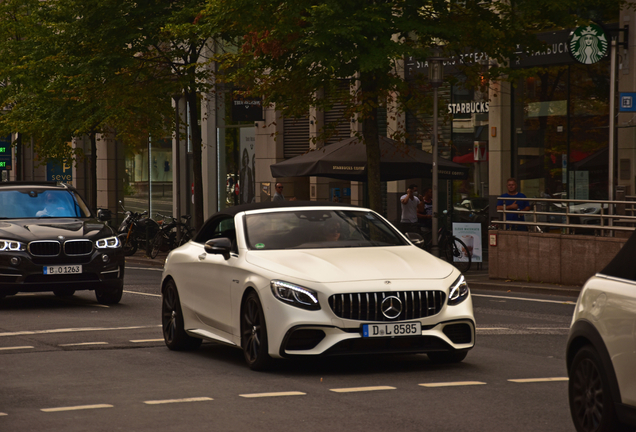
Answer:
428 47 445 257
173 93 182 245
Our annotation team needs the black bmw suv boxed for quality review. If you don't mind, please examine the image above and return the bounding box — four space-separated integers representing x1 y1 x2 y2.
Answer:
0 182 124 304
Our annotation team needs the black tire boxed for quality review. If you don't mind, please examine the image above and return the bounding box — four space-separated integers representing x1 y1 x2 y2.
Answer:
150 232 163 259
123 236 138 256
241 291 272 371
54 289 76 297
569 345 629 432
162 280 202 350
440 236 471 273
427 350 468 364
95 281 123 305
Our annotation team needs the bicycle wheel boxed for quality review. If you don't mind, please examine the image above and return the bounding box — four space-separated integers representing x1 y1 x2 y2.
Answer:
440 236 472 273
150 231 163 259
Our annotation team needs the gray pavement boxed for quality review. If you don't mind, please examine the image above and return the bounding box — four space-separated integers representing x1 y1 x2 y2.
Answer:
125 251 583 298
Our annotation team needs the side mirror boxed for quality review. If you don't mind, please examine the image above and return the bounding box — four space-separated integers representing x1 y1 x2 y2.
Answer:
405 232 425 248
97 208 112 222
204 238 232 260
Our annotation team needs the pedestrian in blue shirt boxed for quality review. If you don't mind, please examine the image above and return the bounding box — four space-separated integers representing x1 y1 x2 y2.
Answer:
496 178 530 231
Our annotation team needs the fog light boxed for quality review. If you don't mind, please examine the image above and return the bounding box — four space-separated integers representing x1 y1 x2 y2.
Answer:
102 254 109 263
10 257 20 265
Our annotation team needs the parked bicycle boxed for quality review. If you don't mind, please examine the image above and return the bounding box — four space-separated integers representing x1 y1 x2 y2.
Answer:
117 201 160 257
150 213 194 259
405 210 472 273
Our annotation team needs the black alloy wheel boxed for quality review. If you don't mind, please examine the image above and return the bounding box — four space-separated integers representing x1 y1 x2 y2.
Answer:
568 345 628 432
241 291 271 371
95 281 124 305
161 280 202 350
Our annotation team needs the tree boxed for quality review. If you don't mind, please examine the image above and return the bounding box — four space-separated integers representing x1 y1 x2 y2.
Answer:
204 0 624 213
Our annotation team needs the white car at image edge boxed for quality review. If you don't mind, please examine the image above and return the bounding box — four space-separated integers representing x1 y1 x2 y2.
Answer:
567 232 636 432
160 201 475 370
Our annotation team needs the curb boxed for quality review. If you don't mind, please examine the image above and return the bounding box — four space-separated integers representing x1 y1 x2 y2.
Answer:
467 280 581 298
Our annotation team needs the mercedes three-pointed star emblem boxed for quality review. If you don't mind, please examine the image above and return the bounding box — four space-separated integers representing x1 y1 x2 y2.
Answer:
380 296 402 320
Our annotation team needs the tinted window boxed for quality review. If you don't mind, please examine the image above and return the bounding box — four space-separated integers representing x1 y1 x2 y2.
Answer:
0 189 91 218
244 210 407 250
195 216 237 251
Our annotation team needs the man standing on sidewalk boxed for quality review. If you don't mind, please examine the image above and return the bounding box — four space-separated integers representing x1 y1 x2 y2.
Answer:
400 184 420 233
497 178 530 231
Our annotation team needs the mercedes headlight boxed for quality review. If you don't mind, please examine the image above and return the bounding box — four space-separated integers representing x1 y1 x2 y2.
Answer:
96 236 121 249
270 280 320 310
448 275 470 306
0 240 26 252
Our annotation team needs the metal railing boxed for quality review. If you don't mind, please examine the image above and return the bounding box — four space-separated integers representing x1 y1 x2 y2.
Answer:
493 197 636 235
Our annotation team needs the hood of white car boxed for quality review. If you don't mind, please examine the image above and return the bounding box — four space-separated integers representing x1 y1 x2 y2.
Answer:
245 246 455 283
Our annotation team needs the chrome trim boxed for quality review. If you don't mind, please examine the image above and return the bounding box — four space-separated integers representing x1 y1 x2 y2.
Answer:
328 290 446 321
0 273 22 277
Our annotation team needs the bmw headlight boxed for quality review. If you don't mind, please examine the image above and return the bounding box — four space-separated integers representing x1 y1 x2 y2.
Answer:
95 236 121 249
448 275 470 306
0 239 26 252
270 280 320 310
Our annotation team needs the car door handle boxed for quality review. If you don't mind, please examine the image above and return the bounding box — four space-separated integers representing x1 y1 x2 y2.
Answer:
198 253 206 261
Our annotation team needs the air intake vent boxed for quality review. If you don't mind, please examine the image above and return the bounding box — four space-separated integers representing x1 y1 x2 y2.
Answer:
28 241 61 257
64 240 93 256
328 291 445 321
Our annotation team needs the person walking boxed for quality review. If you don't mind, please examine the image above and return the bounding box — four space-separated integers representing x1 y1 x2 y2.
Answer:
496 178 530 231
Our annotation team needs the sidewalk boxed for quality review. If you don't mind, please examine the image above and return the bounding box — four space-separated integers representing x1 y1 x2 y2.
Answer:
125 251 582 298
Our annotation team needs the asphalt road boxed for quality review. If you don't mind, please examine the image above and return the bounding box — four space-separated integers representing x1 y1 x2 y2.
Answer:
0 267 579 432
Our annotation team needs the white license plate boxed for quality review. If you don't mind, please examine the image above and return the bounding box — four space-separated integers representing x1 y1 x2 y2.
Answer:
43 265 82 275
362 322 422 338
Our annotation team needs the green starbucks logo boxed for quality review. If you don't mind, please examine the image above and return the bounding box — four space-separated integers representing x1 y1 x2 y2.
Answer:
569 24 608 64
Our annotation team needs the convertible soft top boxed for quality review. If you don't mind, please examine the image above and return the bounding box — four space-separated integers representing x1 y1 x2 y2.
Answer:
211 200 361 218
600 230 636 281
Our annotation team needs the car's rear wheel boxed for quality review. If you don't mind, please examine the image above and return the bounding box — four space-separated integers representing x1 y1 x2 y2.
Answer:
95 281 123 305
427 350 468 364
162 280 202 350
569 345 629 432
241 291 272 371
54 289 75 297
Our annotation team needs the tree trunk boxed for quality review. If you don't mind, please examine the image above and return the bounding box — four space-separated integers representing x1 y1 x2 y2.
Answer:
186 89 204 230
360 73 382 213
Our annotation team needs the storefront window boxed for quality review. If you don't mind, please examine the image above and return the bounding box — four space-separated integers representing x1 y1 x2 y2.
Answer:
513 60 609 199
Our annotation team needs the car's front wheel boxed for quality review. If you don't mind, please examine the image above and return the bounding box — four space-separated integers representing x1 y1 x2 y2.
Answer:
95 281 123 305
161 280 202 350
241 291 272 371
569 345 629 432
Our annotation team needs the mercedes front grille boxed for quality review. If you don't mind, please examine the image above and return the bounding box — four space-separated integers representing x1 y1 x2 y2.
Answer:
328 290 446 321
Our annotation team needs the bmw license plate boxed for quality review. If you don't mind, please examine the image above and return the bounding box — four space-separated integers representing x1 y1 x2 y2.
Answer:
43 265 82 275
362 322 421 338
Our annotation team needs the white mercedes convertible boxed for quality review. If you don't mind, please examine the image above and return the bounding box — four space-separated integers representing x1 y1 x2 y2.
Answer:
160 202 475 370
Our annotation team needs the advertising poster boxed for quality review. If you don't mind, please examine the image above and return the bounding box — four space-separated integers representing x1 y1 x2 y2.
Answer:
239 127 256 204
452 222 482 263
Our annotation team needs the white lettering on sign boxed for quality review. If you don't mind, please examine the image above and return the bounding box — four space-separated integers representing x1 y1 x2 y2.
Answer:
448 102 490 115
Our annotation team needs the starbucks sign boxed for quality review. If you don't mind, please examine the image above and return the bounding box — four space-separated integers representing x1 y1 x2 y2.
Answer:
569 24 609 64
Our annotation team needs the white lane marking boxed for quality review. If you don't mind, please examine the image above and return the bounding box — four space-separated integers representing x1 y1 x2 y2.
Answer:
419 381 487 388
126 266 164 272
476 327 508 330
0 412 6 416
0 325 161 338
526 328 570 330
240 392 306 398
509 377 569 383
472 293 576 305
58 342 108 347
0 346 34 351
41 404 113 413
123 290 161 298
131 339 164 343
144 397 213 405
330 386 396 393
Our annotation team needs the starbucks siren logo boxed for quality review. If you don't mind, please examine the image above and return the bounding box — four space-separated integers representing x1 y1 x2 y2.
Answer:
569 24 608 64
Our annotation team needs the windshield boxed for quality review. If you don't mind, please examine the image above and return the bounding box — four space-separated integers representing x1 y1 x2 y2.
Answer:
244 209 408 250
0 189 92 218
